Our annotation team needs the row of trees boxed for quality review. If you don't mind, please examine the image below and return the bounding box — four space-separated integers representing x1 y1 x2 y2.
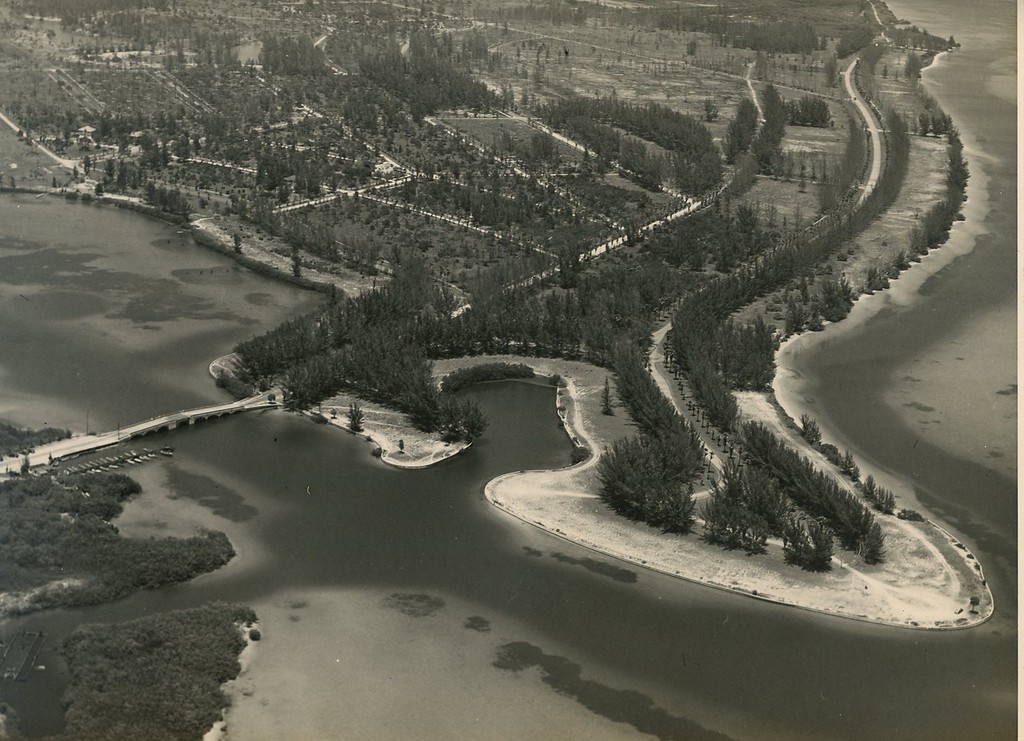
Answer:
752 84 787 175
440 362 536 393
819 116 866 211
597 345 703 533
908 129 968 254
743 422 884 562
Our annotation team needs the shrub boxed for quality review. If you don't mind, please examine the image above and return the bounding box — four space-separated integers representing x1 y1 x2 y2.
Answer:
570 445 590 465
440 362 535 393
897 508 925 522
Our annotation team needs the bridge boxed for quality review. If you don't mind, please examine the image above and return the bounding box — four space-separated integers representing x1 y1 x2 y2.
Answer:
9 393 279 474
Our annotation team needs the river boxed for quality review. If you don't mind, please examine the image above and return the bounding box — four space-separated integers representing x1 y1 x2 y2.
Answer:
0 2 1017 737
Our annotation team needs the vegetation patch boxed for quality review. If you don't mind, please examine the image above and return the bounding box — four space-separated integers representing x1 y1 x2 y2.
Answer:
60 603 256 740
0 473 234 615
440 362 535 392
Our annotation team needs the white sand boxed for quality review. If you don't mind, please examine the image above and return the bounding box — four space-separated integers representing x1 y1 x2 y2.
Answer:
479 358 992 630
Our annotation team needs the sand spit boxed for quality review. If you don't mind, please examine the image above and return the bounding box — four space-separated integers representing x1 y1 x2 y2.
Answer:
466 355 992 630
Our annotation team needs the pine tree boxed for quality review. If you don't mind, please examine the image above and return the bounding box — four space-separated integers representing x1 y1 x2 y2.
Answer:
860 522 885 564
806 519 835 571
601 377 613 415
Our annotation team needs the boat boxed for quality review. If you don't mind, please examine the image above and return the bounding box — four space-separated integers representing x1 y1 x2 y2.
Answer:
159 446 174 456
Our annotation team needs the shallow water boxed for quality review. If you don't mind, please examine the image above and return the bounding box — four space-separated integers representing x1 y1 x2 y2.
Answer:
777 0 1017 608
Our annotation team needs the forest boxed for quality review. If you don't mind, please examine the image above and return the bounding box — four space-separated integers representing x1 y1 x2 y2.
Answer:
359 31 498 119
60 602 256 740
237 260 487 442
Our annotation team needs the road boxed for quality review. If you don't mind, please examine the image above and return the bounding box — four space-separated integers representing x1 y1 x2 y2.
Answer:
843 56 883 205
745 62 765 122
0 108 78 170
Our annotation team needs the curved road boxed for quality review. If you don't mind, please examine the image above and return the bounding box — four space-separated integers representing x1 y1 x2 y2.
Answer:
843 56 883 205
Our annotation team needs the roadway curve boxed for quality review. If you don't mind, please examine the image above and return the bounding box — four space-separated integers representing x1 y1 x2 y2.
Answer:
0 108 78 170
843 56 883 205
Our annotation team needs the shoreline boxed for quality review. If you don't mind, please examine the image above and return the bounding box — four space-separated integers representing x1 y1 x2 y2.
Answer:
316 410 472 470
772 42 994 523
471 357 991 631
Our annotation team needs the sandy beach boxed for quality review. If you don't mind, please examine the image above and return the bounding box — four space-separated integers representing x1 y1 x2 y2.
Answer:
458 356 991 629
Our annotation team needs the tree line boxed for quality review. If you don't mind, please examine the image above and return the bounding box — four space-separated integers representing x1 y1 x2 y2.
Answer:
597 344 703 533
908 129 968 255
0 422 71 460
743 422 884 564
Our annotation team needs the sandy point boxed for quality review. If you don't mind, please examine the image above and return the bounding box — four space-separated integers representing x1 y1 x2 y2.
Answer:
461 356 992 630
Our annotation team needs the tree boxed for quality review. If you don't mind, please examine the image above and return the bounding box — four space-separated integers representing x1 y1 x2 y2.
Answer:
724 98 758 164
291 246 301 278
461 402 488 441
824 54 838 87
702 98 719 122
840 450 860 479
905 52 923 79
347 402 364 432
859 521 885 564
799 413 821 445
806 519 835 570
601 377 614 415
233 233 243 254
